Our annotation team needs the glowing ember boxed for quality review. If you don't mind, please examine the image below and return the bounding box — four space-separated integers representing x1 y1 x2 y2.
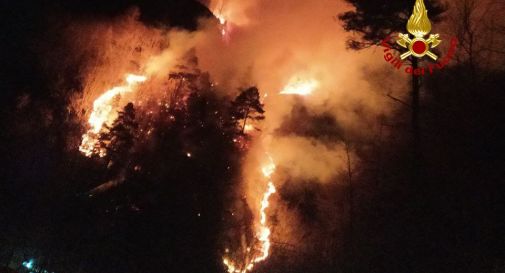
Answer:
218 16 226 25
216 13 230 38
209 2 231 40
244 124 255 132
279 77 319 96
223 156 276 273
216 13 227 36
79 73 147 157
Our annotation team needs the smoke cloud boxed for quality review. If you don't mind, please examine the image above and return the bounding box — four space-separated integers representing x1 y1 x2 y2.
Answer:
194 0 398 178
194 0 405 260
54 0 408 262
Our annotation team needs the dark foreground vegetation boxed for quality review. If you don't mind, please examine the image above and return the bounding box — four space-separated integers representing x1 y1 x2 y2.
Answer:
1 0 504 273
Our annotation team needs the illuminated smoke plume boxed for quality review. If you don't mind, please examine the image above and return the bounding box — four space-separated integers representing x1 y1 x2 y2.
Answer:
279 76 319 96
66 0 403 271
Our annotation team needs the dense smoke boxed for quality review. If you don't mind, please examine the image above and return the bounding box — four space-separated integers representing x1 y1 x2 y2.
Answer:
195 0 403 256
4 0 505 272
57 0 409 266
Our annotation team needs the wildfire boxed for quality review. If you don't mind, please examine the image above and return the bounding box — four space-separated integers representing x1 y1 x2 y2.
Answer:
215 12 228 37
207 0 232 40
223 157 277 273
244 124 255 132
279 77 319 96
79 74 147 157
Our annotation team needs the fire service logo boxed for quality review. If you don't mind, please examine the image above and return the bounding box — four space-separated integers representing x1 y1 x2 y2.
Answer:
381 0 458 75
397 0 441 60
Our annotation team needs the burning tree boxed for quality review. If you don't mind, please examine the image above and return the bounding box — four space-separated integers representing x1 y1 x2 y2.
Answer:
223 156 277 273
230 87 265 134
67 56 250 273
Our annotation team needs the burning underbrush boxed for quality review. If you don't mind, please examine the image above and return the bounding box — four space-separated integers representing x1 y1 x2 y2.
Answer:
49 3 384 272
78 50 254 195
71 32 276 271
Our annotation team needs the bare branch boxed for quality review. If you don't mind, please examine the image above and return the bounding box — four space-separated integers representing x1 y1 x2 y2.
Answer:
386 93 411 108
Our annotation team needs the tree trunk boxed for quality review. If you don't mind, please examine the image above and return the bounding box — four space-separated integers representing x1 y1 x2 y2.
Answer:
345 142 354 273
411 58 420 153
411 58 421 184
241 108 249 134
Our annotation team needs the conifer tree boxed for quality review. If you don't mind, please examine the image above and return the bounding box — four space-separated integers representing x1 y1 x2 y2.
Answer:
230 87 265 134
99 103 138 168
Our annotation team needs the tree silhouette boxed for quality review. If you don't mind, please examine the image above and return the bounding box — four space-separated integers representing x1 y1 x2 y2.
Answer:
339 0 446 157
99 102 138 169
339 0 445 50
230 87 265 134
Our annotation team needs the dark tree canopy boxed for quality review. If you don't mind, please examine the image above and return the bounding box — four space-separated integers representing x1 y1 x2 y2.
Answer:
230 87 265 134
339 0 446 49
99 102 138 166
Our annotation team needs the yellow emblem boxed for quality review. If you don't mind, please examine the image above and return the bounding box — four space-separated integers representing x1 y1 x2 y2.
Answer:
397 0 442 60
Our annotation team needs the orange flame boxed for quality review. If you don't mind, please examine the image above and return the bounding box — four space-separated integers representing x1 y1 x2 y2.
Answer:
209 1 229 38
216 13 228 37
279 77 319 96
79 74 147 157
244 124 255 132
223 156 277 273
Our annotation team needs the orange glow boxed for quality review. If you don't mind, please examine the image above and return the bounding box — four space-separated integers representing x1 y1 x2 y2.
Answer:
216 13 227 25
209 6 228 37
208 2 231 40
223 156 276 273
217 15 227 37
79 74 147 157
279 77 319 96
255 156 276 263
244 124 255 132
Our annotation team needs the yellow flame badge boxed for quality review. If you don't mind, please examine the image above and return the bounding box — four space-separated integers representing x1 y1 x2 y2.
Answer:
397 0 442 60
